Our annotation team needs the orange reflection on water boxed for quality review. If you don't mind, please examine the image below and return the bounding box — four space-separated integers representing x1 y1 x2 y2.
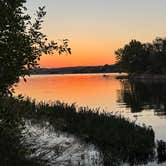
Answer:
15 74 121 111
15 74 166 141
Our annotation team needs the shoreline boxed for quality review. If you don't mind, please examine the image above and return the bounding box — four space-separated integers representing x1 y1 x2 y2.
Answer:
30 71 120 76
1 96 155 166
116 74 166 81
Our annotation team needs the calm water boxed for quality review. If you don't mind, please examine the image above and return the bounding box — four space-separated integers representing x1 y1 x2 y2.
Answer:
24 119 102 166
15 73 166 142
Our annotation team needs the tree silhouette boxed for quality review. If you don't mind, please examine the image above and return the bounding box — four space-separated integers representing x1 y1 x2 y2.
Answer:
115 40 147 74
115 37 166 75
0 0 71 94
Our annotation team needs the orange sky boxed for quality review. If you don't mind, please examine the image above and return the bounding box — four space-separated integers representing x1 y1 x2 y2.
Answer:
27 0 166 68
39 39 118 68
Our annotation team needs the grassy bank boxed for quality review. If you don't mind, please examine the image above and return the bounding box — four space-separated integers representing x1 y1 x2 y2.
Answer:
0 96 44 166
0 96 156 165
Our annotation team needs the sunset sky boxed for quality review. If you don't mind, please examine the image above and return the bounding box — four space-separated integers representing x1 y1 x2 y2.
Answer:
26 0 166 68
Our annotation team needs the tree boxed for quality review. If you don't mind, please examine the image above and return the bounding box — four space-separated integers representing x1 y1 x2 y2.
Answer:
148 38 166 73
115 40 147 74
0 0 71 94
115 37 166 75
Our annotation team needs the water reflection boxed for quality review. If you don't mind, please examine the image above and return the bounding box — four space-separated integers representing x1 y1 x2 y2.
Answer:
15 74 166 165
24 119 103 166
15 74 166 141
15 74 121 111
118 80 166 116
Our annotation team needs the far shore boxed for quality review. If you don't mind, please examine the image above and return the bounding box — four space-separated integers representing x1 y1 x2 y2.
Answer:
30 64 121 75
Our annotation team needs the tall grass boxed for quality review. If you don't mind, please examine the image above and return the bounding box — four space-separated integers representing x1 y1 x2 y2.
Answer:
0 96 43 166
5 96 154 165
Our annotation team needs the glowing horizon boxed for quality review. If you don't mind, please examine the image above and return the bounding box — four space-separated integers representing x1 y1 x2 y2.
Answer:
27 0 166 68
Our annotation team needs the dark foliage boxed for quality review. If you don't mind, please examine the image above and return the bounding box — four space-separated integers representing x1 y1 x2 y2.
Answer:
0 0 70 165
157 140 166 163
7 96 155 165
0 0 71 94
0 96 42 166
115 37 166 75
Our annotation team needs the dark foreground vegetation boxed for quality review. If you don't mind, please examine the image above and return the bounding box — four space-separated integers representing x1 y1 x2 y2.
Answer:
0 0 71 95
0 97 42 166
0 96 157 166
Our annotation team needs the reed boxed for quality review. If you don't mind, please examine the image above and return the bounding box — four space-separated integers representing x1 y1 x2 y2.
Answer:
16 96 155 165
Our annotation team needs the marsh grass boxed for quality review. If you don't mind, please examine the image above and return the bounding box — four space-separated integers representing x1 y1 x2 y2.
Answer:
0 96 44 166
0 96 155 165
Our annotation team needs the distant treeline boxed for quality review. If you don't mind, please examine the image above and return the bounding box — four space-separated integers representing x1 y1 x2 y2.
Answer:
31 64 120 75
115 37 166 74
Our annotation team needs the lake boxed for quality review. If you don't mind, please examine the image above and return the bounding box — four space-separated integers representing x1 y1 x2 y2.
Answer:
15 73 166 141
15 73 166 165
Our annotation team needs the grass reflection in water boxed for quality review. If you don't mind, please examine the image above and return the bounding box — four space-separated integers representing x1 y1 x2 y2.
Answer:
0 96 157 165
